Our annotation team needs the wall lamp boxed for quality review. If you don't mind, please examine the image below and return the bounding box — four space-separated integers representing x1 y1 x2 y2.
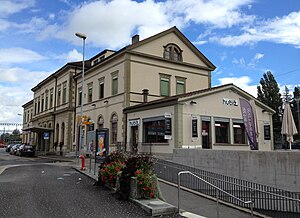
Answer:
91 103 96 107
104 100 108 104
262 109 267 113
190 101 197 105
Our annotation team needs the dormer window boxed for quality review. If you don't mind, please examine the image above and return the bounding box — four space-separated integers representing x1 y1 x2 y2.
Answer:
163 44 182 62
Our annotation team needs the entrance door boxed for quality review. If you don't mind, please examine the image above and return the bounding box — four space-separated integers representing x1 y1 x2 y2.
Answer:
202 121 211 149
131 126 138 153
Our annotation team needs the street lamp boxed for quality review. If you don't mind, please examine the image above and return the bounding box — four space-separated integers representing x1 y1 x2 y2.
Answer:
75 32 87 159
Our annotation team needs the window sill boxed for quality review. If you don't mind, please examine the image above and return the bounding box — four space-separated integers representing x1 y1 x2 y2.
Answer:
142 143 169 146
214 143 248 146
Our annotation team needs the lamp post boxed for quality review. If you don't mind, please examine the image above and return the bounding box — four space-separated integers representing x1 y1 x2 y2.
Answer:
75 32 87 160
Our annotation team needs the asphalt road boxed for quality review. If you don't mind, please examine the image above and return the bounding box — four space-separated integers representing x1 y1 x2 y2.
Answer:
0 148 182 218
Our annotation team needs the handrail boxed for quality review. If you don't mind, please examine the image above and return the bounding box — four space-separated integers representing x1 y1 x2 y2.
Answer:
154 159 300 205
178 171 254 218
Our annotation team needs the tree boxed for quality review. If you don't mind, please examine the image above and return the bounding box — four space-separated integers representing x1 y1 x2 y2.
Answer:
257 71 282 146
292 86 300 140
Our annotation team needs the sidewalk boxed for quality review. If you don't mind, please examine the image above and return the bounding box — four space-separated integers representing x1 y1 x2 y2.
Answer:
38 154 268 218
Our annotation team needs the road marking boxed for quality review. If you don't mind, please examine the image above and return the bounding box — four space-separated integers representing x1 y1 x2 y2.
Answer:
181 211 207 218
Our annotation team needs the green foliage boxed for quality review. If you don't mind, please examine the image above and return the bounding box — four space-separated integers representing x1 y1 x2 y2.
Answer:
135 170 157 199
257 71 282 142
102 151 126 165
292 86 300 140
99 161 125 188
98 152 155 200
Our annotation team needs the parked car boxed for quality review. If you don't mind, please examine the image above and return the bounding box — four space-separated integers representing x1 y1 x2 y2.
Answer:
16 144 35 157
0 143 5 148
10 144 21 155
6 144 13 152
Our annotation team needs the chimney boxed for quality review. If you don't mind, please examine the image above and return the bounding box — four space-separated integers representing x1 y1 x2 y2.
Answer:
142 89 149 103
132 34 140 44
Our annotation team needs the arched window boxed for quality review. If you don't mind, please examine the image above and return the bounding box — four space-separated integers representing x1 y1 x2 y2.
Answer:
111 113 118 144
98 115 104 129
163 44 182 62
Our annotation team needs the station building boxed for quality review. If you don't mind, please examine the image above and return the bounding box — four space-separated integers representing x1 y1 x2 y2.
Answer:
21 26 274 154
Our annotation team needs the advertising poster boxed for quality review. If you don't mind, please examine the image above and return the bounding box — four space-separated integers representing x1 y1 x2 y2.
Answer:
164 113 172 140
97 131 106 156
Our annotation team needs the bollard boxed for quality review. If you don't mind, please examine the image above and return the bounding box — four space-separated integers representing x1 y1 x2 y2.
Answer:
79 155 86 170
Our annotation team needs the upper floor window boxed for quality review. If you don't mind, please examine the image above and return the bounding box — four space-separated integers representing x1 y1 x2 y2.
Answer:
34 101 37 115
99 77 105 99
45 93 48 110
78 87 82 106
57 85 61 105
41 95 44 112
50 89 53 109
38 98 40 113
176 77 186 95
62 82 67 104
111 71 118 95
160 74 170 97
163 44 182 62
87 82 93 103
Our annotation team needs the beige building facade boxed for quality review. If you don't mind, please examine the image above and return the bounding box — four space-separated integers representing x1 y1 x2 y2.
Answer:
22 26 216 154
73 27 215 153
124 84 275 154
22 62 84 153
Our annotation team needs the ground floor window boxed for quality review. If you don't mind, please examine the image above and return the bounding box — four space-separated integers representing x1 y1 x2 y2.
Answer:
143 120 167 143
233 123 247 144
215 121 229 143
111 114 118 144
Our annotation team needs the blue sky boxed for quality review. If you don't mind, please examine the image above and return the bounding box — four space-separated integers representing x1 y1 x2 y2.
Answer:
0 0 299 125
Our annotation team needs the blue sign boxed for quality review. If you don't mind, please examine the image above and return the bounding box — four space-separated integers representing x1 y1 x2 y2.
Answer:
43 132 50 140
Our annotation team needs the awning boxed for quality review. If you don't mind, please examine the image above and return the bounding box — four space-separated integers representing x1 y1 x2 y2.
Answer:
22 126 53 133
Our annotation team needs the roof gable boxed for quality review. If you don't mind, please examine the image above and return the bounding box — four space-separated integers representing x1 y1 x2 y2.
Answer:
127 26 215 70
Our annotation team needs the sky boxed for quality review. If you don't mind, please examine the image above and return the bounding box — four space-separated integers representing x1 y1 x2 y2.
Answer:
0 0 300 126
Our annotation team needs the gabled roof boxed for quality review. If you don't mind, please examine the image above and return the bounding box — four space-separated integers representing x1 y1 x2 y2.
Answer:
124 83 275 114
126 26 216 70
82 26 216 75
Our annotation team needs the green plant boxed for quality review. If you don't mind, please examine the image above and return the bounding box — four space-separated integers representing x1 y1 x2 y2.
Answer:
135 169 157 199
118 154 153 200
99 161 125 188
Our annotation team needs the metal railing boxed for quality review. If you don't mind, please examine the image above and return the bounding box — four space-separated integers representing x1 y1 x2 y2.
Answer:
178 170 254 218
153 158 300 217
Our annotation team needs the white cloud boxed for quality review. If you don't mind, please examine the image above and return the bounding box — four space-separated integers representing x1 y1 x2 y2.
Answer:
210 11 300 48
248 53 264 68
0 0 35 18
23 0 254 49
232 57 246 66
254 53 264 60
55 49 82 62
167 0 255 28
0 67 52 122
0 47 46 64
0 19 11 31
218 76 257 97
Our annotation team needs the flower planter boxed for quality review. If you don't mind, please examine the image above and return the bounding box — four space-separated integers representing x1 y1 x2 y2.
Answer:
130 175 158 200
